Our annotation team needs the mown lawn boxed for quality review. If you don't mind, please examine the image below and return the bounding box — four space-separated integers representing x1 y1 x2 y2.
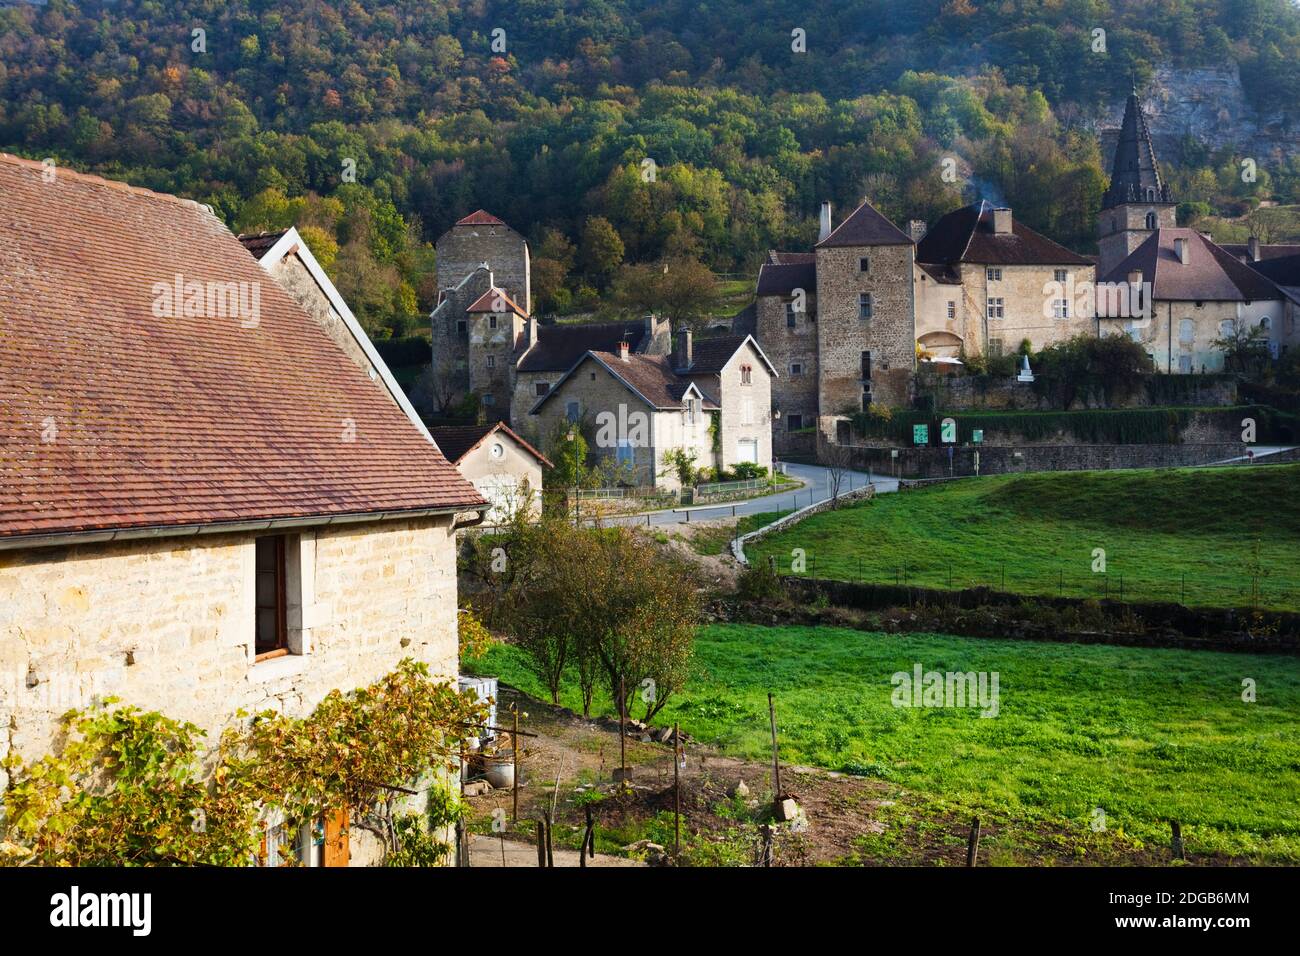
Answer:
746 464 1300 610
474 624 1300 862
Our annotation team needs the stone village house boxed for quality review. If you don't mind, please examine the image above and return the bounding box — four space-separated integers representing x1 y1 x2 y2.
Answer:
427 422 551 523
527 332 776 491
0 154 488 865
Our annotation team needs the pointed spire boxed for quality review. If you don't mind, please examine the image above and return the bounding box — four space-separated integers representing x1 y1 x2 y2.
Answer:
1102 89 1172 210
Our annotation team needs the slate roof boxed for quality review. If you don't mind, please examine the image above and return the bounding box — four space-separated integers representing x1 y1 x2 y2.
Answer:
1103 91 1174 209
0 153 484 541
916 200 1091 267
1098 229 1284 303
427 422 551 468
766 251 816 264
517 320 649 372
756 259 816 296
815 198 913 248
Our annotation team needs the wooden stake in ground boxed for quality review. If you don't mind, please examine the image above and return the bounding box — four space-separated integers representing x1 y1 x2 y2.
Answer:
580 805 594 869
1171 820 1185 861
544 808 554 867
966 817 981 867
536 818 546 867
767 692 783 810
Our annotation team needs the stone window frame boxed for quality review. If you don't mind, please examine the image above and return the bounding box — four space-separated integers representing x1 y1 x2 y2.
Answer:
858 293 874 321
789 362 803 376
534 382 549 396
250 534 314 674
488 315 498 330
986 297 1004 320
1054 269 1068 283
486 354 496 369
456 319 468 337
566 400 581 423
1052 298 1070 320
785 302 798 327
946 301 955 320
740 364 753 385
986 267 1003 282
859 256 870 274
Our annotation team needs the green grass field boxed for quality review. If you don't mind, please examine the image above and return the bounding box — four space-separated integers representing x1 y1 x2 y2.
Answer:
747 464 1300 610
475 624 1300 861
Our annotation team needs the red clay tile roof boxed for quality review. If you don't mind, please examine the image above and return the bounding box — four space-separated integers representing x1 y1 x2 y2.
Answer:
0 153 485 541
466 286 528 317
428 422 552 468
456 210 506 226
917 200 1091 266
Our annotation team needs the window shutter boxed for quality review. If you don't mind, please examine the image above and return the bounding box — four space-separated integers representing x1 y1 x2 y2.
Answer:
324 807 350 867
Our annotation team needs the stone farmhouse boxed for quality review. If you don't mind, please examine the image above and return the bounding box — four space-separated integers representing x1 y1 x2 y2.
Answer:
428 422 552 523
0 153 487 866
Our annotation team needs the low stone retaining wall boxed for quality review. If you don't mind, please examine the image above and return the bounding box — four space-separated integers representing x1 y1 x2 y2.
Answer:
731 482 875 565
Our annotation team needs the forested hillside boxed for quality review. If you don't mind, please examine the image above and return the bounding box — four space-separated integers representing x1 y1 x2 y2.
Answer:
4 0 1300 336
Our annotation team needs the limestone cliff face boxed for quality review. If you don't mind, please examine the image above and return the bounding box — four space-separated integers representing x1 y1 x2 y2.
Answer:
1099 65 1298 167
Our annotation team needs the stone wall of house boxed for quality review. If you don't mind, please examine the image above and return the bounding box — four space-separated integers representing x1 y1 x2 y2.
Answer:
456 441 545 522
913 270 966 358
267 253 375 377
712 340 774 475
1101 299 1285 373
429 267 491 398
754 294 819 455
435 222 530 314
512 370 557 439
529 356 711 489
815 243 916 428
467 308 526 420
0 516 461 857
1097 203 1176 277
968 263 1096 358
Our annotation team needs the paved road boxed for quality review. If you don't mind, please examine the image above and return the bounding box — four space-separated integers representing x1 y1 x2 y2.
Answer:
607 460 898 529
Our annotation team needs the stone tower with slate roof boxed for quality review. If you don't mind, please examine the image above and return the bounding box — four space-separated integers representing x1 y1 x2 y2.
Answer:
1098 89 1177 277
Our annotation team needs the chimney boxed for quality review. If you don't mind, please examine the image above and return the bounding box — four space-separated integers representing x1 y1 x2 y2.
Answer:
673 328 693 370
818 201 833 242
1249 236 1262 263
617 340 630 362
526 317 538 349
1174 237 1190 265
992 208 1012 235
908 220 928 244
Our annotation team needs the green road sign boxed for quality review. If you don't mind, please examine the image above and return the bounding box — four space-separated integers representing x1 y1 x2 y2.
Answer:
972 429 984 444
913 424 928 445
